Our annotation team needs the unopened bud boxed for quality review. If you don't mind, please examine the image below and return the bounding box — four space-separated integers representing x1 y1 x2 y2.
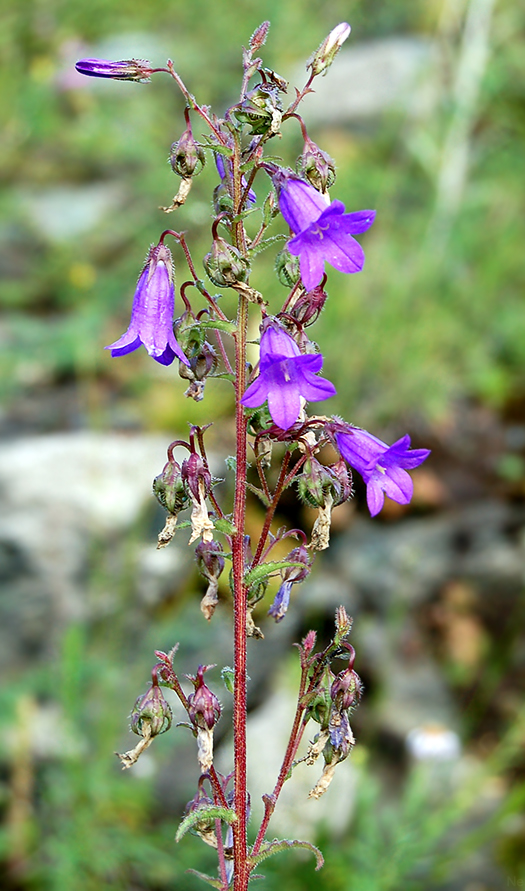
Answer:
250 21 270 52
181 451 211 502
153 458 189 515
170 129 206 178
187 665 221 773
275 248 301 287
75 57 153 82
335 605 352 638
331 666 362 711
297 137 336 192
187 665 221 731
179 341 218 402
130 682 173 738
307 23 351 77
203 237 251 287
297 457 337 509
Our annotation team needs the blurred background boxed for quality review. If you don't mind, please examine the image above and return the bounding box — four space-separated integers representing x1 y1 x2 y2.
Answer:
1 0 525 888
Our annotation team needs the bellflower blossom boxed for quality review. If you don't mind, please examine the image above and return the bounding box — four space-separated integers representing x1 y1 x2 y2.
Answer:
268 544 311 622
241 319 336 430
274 170 375 291
106 243 189 367
334 426 430 517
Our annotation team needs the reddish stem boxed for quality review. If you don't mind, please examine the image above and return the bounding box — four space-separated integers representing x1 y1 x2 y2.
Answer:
231 292 250 891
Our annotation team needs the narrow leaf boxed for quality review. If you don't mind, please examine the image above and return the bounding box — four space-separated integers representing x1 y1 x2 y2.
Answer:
214 517 237 535
249 838 324 871
244 560 304 587
198 319 238 336
249 234 287 257
185 869 223 889
175 806 236 843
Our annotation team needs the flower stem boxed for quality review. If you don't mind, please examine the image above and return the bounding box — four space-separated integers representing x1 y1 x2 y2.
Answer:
231 292 250 891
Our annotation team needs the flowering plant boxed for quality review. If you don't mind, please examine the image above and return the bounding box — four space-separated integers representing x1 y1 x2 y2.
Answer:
76 21 429 891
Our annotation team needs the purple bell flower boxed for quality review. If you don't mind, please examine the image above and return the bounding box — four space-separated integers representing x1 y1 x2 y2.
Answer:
75 58 153 82
334 426 430 517
106 243 189 367
274 171 375 291
241 319 336 430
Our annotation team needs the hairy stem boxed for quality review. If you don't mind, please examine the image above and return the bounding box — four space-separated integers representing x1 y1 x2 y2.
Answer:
231 292 250 891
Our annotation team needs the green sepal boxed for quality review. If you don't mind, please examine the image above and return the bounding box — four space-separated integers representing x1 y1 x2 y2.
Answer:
175 806 237 843
185 869 223 890
249 838 324 871
244 560 304 588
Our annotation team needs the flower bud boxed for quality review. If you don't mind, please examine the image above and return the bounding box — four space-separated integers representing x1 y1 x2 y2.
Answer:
178 341 219 402
153 457 189 515
288 283 328 326
181 451 212 502
187 665 221 773
233 84 282 136
275 248 301 287
307 23 351 77
249 21 271 52
130 682 172 738
297 457 337 509
187 665 221 731
330 666 363 711
203 237 251 287
297 137 336 192
170 128 206 178
75 58 153 82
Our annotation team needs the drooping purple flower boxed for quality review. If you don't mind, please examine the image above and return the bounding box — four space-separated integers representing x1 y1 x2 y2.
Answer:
215 154 256 204
333 425 430 517
268 543 311 622
75 58 153 82
106 243 189 367
241 319 336 430
274 170 375 291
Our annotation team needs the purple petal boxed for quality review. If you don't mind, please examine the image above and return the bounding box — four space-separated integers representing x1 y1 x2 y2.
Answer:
287 233 326 291
267 381 302 430
278 177 330 233
241 373 272 408
366 480 385 517
260 322 301 362
336 208 376 234
381 466 413 504
106 334 141 357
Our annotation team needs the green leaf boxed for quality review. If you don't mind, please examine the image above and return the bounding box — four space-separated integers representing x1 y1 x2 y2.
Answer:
175 806 237 843
202 138 234 158
221 666 235 694
249 838 324 871
246 482 270 507
249 234 287 257
214 517 237 535
244 560 302 587
185 869 223 889
198 319 238 336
